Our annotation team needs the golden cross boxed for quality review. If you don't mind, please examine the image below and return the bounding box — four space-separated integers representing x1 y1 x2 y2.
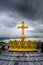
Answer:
18 21 28 40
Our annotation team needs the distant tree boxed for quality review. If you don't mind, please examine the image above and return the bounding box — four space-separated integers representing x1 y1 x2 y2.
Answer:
0 50 1 53
37 40 42 49
0 41 6 50
41 42 43 53
1 44 5 50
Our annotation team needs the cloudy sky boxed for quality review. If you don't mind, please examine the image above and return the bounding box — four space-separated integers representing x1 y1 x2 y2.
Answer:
0 0 43 41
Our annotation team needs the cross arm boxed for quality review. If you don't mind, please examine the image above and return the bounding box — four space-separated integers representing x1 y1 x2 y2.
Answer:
24 26 28 28
18 26 22 29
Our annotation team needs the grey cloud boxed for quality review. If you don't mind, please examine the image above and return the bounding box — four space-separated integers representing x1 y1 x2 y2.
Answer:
0 0 43 20
0 0 43 39
4 21 17 28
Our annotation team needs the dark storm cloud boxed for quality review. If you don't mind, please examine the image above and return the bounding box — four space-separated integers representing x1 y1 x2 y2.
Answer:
0 0 43 20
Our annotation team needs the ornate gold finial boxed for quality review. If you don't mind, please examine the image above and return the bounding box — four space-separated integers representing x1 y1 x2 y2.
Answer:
9 21 37 52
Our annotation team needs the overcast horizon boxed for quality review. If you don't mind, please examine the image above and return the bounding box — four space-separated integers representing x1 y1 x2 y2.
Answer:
0 0 43 41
